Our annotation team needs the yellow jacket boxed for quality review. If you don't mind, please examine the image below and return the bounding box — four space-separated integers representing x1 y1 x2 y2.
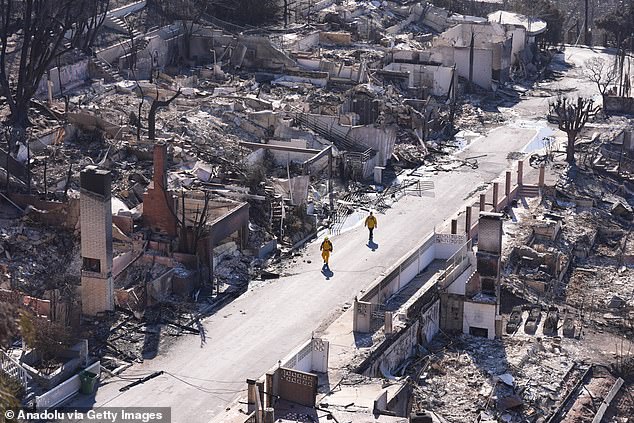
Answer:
320 239 333 252
365 215 377 229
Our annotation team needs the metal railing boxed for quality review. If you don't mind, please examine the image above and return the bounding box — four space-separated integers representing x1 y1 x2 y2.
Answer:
437 239 473 289
0 349 30 390
360 232 436 304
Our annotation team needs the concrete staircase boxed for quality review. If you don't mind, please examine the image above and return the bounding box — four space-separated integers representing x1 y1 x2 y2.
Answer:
518 184 541 198
91 57 124 83
105 15 138 35
295 113 376 173
265 184 285 239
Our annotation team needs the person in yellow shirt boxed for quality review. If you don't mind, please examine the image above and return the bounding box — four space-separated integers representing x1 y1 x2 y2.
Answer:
320 236 333 267
364 211 377 241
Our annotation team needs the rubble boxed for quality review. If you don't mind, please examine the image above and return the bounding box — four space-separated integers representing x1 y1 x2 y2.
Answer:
0 0 633 420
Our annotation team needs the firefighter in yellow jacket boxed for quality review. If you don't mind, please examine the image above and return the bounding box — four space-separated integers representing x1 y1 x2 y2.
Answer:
364 211 377 241
320 236 333 267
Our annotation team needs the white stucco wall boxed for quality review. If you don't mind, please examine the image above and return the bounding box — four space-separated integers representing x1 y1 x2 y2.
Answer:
383 63 454 96
445 265 473 295
419 300 440 344
510 27 526 65
463 301 497 339
268 139 313 164
37 60 90 97
453 48 493 90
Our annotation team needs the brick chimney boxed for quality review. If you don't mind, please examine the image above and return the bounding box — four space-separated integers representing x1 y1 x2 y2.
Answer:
143 142 178 236
80 166 114 316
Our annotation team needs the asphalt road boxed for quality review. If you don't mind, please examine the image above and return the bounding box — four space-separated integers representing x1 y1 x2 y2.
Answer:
68 125 538 422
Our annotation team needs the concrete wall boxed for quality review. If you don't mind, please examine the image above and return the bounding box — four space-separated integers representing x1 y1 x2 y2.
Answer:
9 195 79 229
322 61 362 81
143 34 177 70
349 125 396 168
108 1 146 18
279 338 329 374
35 360 101 410
431 22 515 88
267 139 313 164
419 300 440 344
206 202 249 246
299 113 395 167
285 32 320 52
463 301 496 339
147 268 175 305
235 35 296 70
362 320 419 378
297 57 321 71
97 24 178 69
387 3 425 34
434 233 468 259
509 27 526 65
37 59 90 97
421 3 453 32
445 264 473 295
453 47 493 90
604 96 634 114
383 63 455 96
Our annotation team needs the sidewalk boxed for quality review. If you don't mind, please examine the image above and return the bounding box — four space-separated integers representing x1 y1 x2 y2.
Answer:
68 125 541 423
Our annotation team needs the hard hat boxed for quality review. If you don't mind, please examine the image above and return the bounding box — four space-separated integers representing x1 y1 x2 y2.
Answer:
324 236 329 240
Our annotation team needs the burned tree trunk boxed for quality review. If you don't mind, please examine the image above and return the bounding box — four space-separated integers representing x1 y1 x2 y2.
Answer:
549 97 600 164
0 0 92 154
148 89 181 140
566 131 578 164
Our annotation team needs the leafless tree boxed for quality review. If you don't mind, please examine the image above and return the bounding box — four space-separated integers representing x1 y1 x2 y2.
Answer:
584 57 618 95
152 0 212 61
120 17 145 141
20 311 73 365
0 0 93 153
178 190 212 254
148 88 182 140
549 96 600 163
72 0 111 54
213 0 280 25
